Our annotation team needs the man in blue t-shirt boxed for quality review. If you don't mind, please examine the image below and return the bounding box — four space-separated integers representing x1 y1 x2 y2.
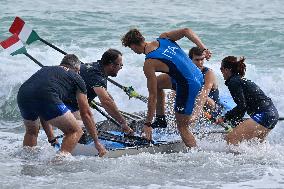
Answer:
17 54 106 156
121 28 212 148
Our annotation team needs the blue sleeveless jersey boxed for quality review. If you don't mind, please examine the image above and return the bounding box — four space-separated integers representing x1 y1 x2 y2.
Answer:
145 38 203 115
145 38 203 84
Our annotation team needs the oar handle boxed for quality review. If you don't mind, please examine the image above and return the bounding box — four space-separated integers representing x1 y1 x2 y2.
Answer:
108 78 148 103
204 112 233 132
89 101 122 128
107 78 124 89
278 117 284 121
24 52 44 67
38 37 67 55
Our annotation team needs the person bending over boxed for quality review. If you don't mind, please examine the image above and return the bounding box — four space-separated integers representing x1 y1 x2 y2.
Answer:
17 54 107 156
218 56 279 145
121 28 211 147
65 49 133 135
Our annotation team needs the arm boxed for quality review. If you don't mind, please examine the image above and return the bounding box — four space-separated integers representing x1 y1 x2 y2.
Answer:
203 70 218 109
144 60 158 123
190 70 216 120
203 70 215 98
159 28 211 60
77 92 107 157
94 87 133 134
142 60 157 139
159 28 206 49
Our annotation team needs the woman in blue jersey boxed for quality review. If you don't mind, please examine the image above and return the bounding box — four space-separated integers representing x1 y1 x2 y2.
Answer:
217 56 279 145
121 28 212 147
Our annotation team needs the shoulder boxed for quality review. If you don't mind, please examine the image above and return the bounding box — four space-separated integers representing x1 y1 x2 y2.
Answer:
204 69 216 80
143 59 156 76
225 75 242 86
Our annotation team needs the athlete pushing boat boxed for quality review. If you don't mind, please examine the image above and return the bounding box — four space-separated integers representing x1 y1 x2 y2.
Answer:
121 28 212 148
17 54 107 157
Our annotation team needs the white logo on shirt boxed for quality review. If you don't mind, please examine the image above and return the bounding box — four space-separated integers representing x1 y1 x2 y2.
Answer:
162 46 178 59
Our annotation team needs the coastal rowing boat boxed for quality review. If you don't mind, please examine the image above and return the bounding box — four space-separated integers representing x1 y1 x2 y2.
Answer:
55 95 235 158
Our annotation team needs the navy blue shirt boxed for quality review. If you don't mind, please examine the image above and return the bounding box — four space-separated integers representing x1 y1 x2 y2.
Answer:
64 62 108 110
80 61 107 101
224 74 273 122
18 66 87 104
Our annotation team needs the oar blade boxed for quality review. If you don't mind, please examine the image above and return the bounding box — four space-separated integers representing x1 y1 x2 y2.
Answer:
9 16 40 45
0 34 27 56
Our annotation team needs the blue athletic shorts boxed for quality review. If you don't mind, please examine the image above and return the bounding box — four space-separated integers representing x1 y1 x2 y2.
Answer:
174 79 203 115
18 101 70 121
65 104 79 113
251 105 279 129
171 78 177 91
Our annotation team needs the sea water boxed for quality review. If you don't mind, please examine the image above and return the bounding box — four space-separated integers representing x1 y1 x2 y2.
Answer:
0 0 284 188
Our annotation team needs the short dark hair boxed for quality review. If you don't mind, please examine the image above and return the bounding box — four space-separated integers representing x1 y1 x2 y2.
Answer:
188 47 203 59
100 48 122 66
60 54 81 69
121 29 145 47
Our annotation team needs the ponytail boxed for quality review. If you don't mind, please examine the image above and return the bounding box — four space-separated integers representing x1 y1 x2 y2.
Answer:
222 56 246 77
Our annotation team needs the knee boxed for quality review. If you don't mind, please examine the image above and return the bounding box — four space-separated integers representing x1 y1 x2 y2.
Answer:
74 126 84 138
225 132 240 145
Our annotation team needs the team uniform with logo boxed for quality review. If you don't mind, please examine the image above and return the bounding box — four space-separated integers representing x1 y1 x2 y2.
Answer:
145 38 203 115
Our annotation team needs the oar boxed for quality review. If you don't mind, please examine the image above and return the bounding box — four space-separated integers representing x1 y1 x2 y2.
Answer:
89 101 126 130
9 16 148 103
107 78 148 103
94 101 144 121
0 34 44 67
203 112 233 132
279 117 284 121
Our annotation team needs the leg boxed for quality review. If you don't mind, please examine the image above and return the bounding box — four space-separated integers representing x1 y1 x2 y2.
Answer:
48 111 83 153
175 113 197 147
156 74 173 115
72 110 82 120
23 119 40 147
40 118 55 142
225 118 270 145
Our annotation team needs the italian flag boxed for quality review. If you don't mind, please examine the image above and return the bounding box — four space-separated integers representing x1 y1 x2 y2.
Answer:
0 34 27 56
9 17 39 45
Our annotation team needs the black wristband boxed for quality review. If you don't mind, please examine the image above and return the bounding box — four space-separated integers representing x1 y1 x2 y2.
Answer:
202 48 208 52
48 138 57 144
144 122 152 127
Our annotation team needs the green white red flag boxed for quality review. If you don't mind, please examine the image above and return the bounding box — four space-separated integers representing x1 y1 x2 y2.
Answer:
9 17 39 45
0 34 27 56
